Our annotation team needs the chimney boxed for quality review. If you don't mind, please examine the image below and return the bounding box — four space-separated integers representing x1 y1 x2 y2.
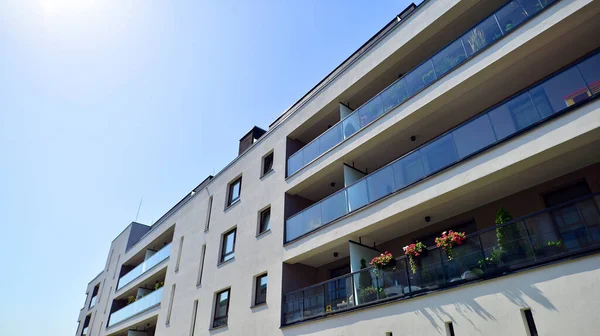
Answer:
239 126 266 155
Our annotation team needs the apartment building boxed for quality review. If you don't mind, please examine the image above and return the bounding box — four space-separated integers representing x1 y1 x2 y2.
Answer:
76 0 600 335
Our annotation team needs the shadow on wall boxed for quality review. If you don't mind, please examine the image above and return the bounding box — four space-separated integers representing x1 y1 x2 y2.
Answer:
281 254 600 336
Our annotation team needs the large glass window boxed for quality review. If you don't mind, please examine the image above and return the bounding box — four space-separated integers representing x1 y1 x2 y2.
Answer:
529 67 590 117
420 134 458 175
576 52 600 95
254 274 268 305
213 289 230 328
488 92 539 140
452 115 497 158
432 39 468 77
227 177 242 206
220 229 236 263
405 60 437 97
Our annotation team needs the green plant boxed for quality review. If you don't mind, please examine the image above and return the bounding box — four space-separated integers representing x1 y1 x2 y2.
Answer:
358 258 373 290
478 247 505 269
358 286 387 303
546 240 563 248
154 281 165 290
467 28 487 53
127 296 136 304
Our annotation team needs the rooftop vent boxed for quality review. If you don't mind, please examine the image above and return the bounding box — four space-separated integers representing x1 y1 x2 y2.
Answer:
239 126 266 155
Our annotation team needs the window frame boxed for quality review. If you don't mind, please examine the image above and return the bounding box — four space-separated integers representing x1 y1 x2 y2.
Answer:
220 228 237 263
227 177 242 207
212 288 231 328
261 151 274 177
254 273 268 306
258 207 271 236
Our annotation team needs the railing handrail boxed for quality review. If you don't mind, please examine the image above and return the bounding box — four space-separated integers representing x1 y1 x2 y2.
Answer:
119 242 172 281
287 0 553 174
109 287 163 326
283 192 600 296
285 47 599 227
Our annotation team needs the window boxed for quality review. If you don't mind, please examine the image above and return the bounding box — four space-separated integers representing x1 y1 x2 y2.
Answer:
227 177 242 206
258 207 271 235
446 322 456 336
197 244 206 285
205 196 213 231
254 274 268 305
262 152 274 176
522 309 538 336
213 289 230 328
175 236 184 272
220 229 236 263
189 300 199 336
166 284 176 325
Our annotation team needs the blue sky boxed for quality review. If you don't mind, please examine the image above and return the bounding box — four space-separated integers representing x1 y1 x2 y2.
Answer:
0 0 415 334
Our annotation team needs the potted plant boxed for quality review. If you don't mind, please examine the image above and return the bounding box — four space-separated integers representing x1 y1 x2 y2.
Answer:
477 247 508 274
370 251 396 276
127 296 136 304
495 208 530 263
358 258 373 290
535 240 565 258
404 241 427 274
435 230 467 261
358 286 387 303
154 281 165 290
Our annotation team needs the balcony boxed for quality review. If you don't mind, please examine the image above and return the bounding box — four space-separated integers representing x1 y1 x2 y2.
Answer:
117 243 171 290
282 192 600 325
108 287 163 327
284 49 600 243
81 327 88 336
286 0 560 177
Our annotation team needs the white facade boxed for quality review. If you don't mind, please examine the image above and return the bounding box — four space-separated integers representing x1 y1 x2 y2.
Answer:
76 0 600 335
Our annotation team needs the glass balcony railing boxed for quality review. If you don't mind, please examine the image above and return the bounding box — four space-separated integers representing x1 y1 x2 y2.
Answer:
88 295 97 309
283 193 600 325
287 0 559 177
81 327 89 336
284 49 600 243
108 287 163 327
117 243 172 290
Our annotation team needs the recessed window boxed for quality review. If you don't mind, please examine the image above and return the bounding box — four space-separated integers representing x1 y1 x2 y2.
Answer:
523 309 538 336
262 152 274 176
254 273 268 305
197 244 206 285
227 177 242 206
213 289 230 328
205 196 213 231
220 228 236 263
446 322 455 336
258 207 271 235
